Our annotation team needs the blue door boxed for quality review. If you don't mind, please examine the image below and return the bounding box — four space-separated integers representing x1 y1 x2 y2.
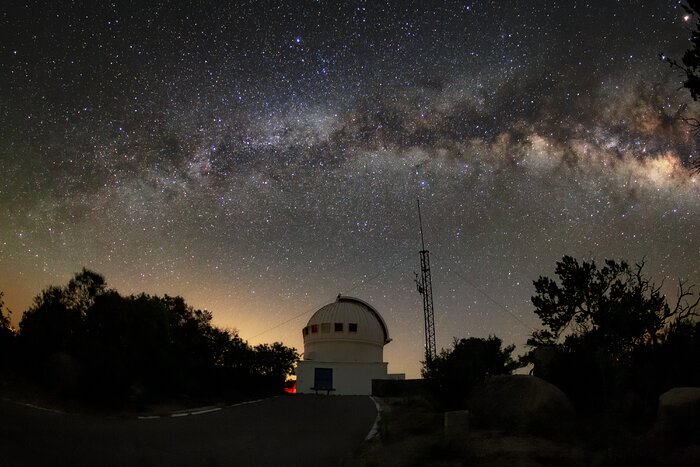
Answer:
314 367 333 391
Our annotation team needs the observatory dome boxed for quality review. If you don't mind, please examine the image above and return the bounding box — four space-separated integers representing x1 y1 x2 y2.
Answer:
302 295 391 363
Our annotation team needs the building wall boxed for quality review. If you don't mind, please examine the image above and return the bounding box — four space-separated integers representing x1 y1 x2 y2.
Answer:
304 340 383 363
296 360 388 395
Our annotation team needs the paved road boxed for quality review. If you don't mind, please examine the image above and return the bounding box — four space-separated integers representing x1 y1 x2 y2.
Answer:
0 395 377 467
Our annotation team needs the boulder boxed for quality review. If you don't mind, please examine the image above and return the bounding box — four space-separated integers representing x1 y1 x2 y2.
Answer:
654 387 700 435
467 375 574 434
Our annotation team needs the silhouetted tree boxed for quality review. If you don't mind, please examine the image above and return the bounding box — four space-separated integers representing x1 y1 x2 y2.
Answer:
528 257 690 354
0 291 9 329
64 268 107 315
663 2 700 97
250 342 299 394
527 256 700 411
19 286 82 378
630 319 700 412
19 270 108 384
423 336 519 410
0 291 17 374
80 292 177 403
662 0 700 171
14 270 299 407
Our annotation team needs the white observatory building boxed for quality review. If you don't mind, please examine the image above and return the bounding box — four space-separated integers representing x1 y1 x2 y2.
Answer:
296 295 395 395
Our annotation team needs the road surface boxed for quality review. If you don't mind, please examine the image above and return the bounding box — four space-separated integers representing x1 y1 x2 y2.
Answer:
0 395 377 466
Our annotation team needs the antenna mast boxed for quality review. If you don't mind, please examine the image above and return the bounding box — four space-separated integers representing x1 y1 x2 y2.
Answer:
415 199 437 364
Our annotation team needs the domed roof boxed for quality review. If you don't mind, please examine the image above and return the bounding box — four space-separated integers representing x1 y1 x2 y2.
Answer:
305 295 391 345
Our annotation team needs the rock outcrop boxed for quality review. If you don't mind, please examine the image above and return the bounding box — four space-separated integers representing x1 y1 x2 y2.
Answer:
467 375 574 434
654 387 700 435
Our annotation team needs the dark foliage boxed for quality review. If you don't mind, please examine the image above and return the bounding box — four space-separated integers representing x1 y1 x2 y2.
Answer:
663 2 700 99
0 292 17 374
422 335 519 410
662 0 700 171
528 257 685 352
9 270 298 407
526 256 700 413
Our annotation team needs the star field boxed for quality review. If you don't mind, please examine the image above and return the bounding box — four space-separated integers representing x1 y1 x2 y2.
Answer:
1 1 699 377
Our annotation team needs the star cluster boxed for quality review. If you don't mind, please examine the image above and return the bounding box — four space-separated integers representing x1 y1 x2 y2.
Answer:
1 1 699 377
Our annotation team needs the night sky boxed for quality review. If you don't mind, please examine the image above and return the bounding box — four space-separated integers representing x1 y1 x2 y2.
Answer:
2 1 699 378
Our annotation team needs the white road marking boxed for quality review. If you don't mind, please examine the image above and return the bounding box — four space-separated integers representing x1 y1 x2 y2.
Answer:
4 395 271 420
228 398 265 407
190 407 221 415
2 398 65 414
185 406 216 413
23 403 65 414
365 396 382 441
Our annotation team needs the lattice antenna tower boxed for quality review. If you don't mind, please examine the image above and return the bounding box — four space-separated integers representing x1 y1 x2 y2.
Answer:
415 199 437 363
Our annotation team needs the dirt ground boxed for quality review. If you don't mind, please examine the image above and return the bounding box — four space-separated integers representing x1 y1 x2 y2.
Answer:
348 396 700 467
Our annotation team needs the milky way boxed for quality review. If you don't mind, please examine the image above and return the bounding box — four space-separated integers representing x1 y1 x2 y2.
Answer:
1 1 699 377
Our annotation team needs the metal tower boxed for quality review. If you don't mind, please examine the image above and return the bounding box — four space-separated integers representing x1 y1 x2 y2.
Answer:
415 199 437 363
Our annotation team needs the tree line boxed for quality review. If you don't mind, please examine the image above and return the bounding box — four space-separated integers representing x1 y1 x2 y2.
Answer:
423 256 700 417
526 256 700 415
0 269 298 408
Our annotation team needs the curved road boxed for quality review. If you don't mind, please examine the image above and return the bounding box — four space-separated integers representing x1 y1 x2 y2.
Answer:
0 395 377 466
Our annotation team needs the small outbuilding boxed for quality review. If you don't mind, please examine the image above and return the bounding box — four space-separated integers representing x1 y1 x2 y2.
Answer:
296 295 394 395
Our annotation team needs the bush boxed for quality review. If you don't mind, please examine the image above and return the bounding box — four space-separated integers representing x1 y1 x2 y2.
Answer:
423 336 519 410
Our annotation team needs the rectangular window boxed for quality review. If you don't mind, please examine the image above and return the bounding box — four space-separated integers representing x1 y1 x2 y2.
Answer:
349 323 358 332
334 323 343 332
321 323 331 333
303 327 309 336
311 324 319 333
